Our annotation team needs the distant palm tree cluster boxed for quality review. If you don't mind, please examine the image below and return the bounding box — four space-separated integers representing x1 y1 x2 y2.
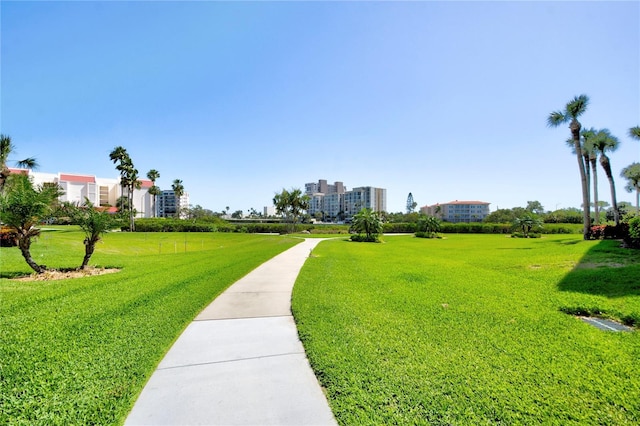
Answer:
547 95 640 239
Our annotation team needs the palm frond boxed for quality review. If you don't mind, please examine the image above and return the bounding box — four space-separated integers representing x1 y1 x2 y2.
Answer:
15 157 39 170
547 111 567 127
565 137 578 153
566 94 589 118
629 126 640 140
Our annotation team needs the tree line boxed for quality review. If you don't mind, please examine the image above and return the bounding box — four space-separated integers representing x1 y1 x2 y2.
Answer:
547 94 640 239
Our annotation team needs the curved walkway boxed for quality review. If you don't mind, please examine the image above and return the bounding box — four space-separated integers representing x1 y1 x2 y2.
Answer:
125 238 337 426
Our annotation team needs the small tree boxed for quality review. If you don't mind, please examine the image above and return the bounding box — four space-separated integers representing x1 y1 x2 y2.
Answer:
350 208 383 242
273 188 309 233
513 214 543 238
0 174 60 273
621 163 640 215
72 198 118 270
416 215 441 238
526 201 545 215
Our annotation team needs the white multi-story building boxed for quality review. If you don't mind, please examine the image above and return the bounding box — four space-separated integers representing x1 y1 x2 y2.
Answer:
421 200 491 223
304 179 386 221
9 168 155 218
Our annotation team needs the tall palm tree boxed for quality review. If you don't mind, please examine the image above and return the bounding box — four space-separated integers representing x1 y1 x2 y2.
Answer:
591 129 621 225
581 128 601 223
1 134 39 192
621 162 640 214
109 146 129 211
109 146 139 230
172 179 184 218
630 126 640 159
547 94 591 239
146 169 160 218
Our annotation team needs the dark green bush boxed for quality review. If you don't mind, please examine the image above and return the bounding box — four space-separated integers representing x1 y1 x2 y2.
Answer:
415 231 442 239
511 232 541 238
382 222 416 233
350 234 379 242
134 218 216 232
624 218 640 248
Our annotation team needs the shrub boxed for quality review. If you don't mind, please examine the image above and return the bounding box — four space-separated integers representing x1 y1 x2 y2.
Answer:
382 222 416 233
0 226 18 247
590 225 606 240
415 231 442 239
350 234 379 242
511 232 541 239
134 218 216 232
625 217 640 248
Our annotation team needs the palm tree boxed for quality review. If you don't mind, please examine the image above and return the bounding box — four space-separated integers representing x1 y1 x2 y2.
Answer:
146 169 160 218
416 215 441 238
581 128 601 223
547 94 591 239
273 188 309 232
513 213 543 238
630 126 640 159
72 198 117 269
351 208 383 241
1 134 39 192
621 162 640 214
110 147 140 230
590 129 621 225
172 179 184 218
0 174 60 273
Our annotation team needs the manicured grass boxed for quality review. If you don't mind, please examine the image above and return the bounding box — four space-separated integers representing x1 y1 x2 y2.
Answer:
292 234 640 425
0 229 299 425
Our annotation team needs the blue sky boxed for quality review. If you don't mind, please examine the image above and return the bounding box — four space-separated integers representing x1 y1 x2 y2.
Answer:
2 1 639 214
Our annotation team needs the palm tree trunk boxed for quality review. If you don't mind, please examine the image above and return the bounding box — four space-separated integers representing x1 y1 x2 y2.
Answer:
590 157 599 224
128 183 135 231
18 234 46 274
80 237 97 269
583 152 591 224
600 154 619 226
571 121 591 239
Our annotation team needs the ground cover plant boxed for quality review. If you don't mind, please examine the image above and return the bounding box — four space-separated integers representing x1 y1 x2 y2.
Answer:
0 229 299 425
292 234 640 425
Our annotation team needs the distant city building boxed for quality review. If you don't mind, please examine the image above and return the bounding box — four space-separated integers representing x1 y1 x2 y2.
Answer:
304 179 386 221
156 190 190 219
263 206 276 217
421 200 491 223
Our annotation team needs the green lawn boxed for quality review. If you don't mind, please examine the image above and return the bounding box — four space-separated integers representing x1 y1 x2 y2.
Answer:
0 229 299 425
292 234 640 425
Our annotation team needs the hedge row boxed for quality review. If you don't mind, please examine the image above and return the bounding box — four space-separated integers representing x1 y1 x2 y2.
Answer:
132 219 583 235
382 222 582 234
133 219 216 233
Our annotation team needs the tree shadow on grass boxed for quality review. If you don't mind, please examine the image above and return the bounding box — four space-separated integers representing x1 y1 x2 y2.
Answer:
557 239 640 298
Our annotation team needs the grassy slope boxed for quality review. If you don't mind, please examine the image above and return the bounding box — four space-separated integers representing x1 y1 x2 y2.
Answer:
0 229 299 425
293 234 640 425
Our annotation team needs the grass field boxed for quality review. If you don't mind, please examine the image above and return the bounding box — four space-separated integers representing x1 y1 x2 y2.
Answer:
292 234 640 425
0 228 299 425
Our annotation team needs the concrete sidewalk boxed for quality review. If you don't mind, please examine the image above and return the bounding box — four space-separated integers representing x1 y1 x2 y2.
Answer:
125 238 337 426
